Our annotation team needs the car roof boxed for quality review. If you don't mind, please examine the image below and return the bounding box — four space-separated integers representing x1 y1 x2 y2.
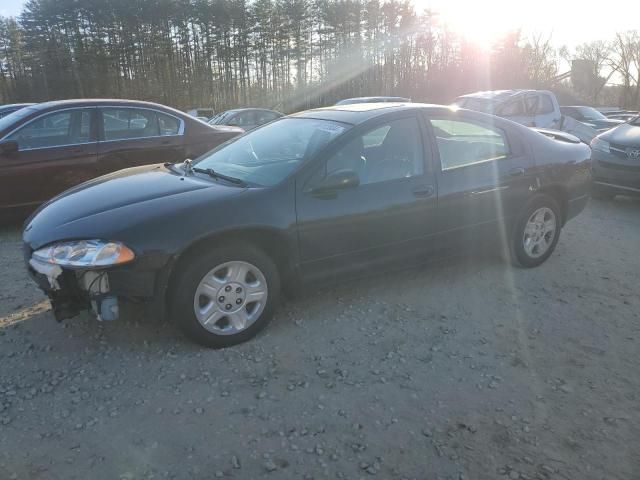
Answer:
457 89 541 101
0 103 35 111
220 108 281 114
28 99 185 113
337 96 411 104
291 103 452 124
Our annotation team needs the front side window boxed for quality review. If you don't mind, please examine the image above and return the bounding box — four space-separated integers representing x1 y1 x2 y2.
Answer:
102 108 159 141
194 118 349 186
431 119 508 171
7 109 92 150
323 117 424 185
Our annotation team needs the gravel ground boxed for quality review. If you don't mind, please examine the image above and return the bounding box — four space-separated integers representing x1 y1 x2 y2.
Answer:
0 197 639 480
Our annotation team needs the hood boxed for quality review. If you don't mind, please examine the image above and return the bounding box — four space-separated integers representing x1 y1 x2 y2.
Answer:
24 163 245 248
598 123 640 146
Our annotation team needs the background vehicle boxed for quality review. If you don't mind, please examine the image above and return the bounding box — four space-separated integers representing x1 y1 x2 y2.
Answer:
0 103 35 119
590 116 640 199
560 106 624 131
454 90 598 143
186 108 215 119
208 108 283 130
335 96 411 105
24 103 591 348
0 99 242 221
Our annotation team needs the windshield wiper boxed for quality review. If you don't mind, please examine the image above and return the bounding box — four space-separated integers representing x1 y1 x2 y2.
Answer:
192 167 247 187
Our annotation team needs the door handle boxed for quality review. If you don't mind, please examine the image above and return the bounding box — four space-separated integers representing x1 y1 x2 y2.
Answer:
507 167 525 177
412 185 435 198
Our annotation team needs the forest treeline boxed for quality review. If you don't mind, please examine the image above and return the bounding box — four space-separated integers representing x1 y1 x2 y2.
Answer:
0 0 639 112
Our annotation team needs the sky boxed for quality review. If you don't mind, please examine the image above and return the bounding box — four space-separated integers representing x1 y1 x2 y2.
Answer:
0 0 638 49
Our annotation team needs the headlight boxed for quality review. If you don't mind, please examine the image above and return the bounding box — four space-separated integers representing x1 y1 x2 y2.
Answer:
590 137 610 153
32 240 135 268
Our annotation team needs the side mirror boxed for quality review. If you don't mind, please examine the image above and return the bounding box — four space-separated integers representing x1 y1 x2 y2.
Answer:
309 169 360 195
0 140 18 155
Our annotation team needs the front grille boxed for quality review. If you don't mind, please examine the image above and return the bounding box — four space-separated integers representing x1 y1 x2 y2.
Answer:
609 144 629 159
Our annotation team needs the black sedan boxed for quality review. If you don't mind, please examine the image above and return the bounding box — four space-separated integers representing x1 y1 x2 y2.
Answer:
590 116 640 198
23 103 591 347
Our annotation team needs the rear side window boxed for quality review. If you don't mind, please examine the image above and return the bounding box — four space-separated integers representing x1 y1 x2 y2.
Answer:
102 108 159 141
7 109 93 150
431 119 509 171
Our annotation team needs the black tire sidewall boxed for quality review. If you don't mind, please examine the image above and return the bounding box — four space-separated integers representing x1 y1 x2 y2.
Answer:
170 244 280 348
511 194 562 268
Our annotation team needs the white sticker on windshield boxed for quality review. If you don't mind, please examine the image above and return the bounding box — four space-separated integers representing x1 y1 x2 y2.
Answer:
318 124 346 134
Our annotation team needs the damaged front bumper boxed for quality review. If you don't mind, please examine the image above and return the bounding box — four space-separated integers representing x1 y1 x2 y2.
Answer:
28 257 120 322
24 241 173 324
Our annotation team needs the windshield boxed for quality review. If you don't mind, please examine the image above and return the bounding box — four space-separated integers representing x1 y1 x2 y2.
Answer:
194 117 349 186
577 107 607 121
0 106 39 132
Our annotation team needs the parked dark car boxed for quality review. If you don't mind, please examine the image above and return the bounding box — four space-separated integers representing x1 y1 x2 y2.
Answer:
335 96 411 105
208 108 283 130
590 116 640 198
23 103 591 347
560 106 624 131
0 99 243 221
0 103 35 119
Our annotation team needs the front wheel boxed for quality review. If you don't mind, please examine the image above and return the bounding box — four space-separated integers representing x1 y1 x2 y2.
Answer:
170 245 280 348
511 195 562 268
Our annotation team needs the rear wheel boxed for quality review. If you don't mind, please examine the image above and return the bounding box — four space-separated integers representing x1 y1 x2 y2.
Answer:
170 244 280 348
511 194 562 268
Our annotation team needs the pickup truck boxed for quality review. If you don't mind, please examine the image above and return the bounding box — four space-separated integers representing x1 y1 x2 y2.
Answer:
453 89 598 143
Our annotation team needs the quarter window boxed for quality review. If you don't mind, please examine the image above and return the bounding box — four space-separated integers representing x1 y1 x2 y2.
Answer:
102 108 161 141
324 117 424 185
158 112 180 136
431 119 508 171
7 109 92 150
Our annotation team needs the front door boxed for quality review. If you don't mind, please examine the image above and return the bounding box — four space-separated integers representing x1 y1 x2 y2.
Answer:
0 108 98 217
295 114 438 280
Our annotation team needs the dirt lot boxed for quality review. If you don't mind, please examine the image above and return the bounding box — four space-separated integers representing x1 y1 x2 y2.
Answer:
0 198 639 480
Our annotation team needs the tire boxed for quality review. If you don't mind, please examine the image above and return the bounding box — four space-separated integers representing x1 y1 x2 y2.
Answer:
169 244 280 348
511 194 562 268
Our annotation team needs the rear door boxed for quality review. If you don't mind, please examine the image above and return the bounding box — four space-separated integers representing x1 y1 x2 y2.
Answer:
0 107 98 213
425 114 534 251
97 107 185 174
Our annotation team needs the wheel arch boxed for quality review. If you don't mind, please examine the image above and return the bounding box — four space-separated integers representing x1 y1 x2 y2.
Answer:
168 226 295 283
537 184 568 225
